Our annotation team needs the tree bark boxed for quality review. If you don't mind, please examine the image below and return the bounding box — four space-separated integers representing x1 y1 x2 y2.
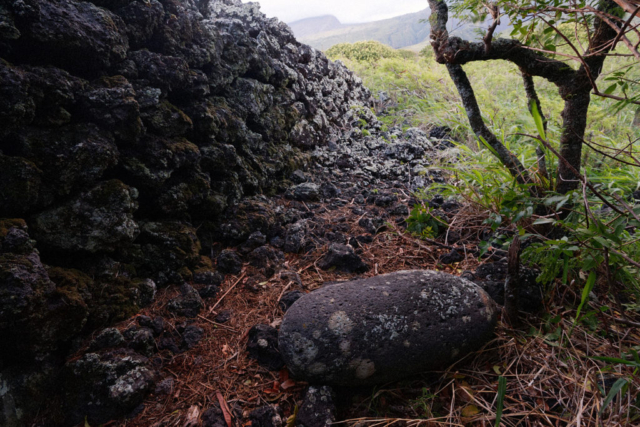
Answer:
427 0 623 195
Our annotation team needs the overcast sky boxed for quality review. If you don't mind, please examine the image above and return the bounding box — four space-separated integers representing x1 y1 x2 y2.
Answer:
241 0 428 24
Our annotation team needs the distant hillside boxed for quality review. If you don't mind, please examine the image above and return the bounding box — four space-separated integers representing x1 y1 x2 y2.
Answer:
288 15 344 39
289 9 510 51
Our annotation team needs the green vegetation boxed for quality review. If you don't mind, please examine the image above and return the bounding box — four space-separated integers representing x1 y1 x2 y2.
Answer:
327 47 639 144
330 40 640 423
326 41 412 62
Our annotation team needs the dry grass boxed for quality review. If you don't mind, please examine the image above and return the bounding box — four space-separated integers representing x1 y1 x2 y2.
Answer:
115 196 639 427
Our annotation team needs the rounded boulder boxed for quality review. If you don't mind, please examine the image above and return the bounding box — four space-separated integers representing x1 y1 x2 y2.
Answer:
278 270 497 386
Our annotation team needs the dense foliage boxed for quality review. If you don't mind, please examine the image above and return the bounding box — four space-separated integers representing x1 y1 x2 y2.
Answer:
328 39 640 305
326 41 413 62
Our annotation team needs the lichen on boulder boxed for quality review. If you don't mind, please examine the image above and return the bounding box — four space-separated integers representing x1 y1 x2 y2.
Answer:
279 270 498 386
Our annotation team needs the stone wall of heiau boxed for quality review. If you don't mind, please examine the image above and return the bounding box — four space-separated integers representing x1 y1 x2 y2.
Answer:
0 0 373 424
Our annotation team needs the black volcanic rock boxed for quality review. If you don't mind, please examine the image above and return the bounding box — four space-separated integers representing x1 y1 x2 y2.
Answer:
0 0 377 423
318 243 369 273
247 324 284 371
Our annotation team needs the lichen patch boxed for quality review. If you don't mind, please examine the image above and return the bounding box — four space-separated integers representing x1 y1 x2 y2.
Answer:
328 311 354 336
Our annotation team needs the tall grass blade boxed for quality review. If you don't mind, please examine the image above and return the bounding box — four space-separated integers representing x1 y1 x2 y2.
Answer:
575 271 597 321
599 378 628 415
495 376 507 427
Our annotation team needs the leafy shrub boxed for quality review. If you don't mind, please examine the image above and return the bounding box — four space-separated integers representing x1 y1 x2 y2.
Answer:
406 205 447 239
326 41 401 62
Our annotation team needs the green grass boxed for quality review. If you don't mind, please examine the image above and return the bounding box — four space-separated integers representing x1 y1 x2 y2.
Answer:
328 49 640 171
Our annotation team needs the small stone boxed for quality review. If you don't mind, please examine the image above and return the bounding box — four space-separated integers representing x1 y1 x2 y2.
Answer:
279 291 304 313
248 246 284 277
390 203 409 216
202 404 227 427
279 270 302 286
320 183 340 199
91 328 125 350
290 170 308 184
154 377 174 396
374 194 397 207
284 220 308 253
129 328 156 356
217 250 243 275
439 249 464 265
249 405 284 427
182 325 204 349
287 183 320 202
199 284 220 299
240 231 267 254
318 243 369 273
247 325 284 371
296 386 336 427
279 270 498 386
215 309 233 324
167 284 204 318
137 317 162 335
158 336 180 354
193 270 224 286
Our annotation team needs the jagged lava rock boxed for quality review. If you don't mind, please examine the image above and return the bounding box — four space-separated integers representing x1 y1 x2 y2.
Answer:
278 270 497 386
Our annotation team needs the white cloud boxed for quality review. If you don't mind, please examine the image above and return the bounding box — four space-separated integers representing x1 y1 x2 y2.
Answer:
241 0 428 24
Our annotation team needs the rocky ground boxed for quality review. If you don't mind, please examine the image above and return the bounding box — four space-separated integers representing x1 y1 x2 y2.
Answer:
1 0 497 423
3 0 637 426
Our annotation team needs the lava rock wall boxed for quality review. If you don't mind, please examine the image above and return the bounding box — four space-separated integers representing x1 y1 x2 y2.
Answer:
0 0 374 424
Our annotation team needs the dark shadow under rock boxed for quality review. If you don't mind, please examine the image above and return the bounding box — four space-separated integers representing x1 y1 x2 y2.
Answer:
279 291 304 313
462 261 543 313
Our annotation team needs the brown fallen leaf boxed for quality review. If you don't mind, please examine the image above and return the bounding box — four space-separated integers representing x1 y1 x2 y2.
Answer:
184 405 200 427
217 391 233 427
280 379 296 390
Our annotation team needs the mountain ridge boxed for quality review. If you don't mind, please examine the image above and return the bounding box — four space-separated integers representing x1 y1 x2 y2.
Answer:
288 9 510 51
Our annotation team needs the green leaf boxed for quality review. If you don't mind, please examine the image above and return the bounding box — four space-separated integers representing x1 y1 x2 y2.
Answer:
599 378 628 415
562 256 569 285
533 218 556 225
604 83 617 95
576 271 597 321
530 100 546 141
592 356 640 366
495 376 507 427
